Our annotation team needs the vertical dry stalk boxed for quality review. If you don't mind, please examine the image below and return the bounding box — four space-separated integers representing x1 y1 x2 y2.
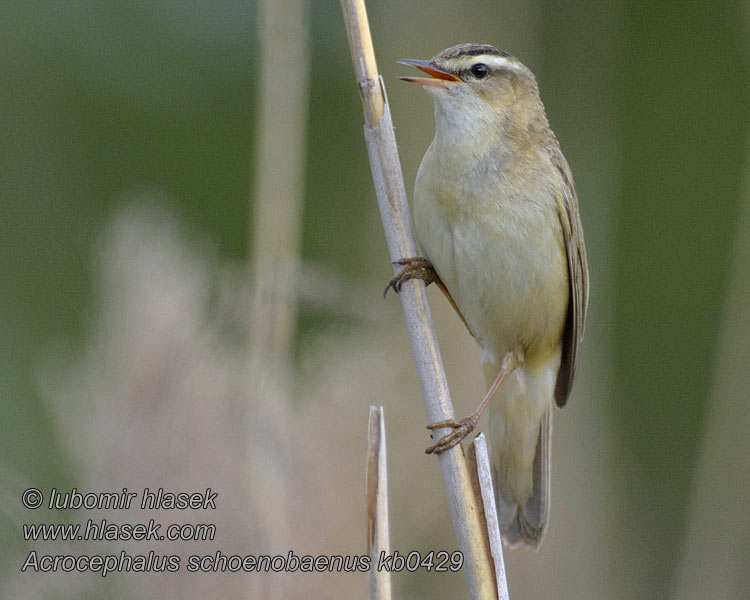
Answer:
470 435 510 600
250 0 310 369
367 406 392 600
248 1 309 596
339 1 498 597
671 141 750 599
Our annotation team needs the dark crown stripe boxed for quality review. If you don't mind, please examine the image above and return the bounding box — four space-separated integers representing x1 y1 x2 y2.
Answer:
440 44 513 60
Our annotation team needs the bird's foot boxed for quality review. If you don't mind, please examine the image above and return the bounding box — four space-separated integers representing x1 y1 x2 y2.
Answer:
425 414 479 454
383 257 437 297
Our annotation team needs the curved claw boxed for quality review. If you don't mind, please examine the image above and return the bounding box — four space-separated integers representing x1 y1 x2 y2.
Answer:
425 416 477 454
383 257 437 298
383 273 404 297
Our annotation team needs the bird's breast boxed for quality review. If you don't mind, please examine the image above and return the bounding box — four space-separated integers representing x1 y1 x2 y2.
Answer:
413 145 568 367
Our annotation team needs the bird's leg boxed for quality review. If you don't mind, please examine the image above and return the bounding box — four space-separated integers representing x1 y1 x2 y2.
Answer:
426 351 521 454
383 257 438 297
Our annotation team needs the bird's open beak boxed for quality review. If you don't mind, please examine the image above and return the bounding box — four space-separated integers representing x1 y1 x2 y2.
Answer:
397 59 460 86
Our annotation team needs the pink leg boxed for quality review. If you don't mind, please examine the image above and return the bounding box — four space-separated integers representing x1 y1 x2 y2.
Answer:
426 352 520 454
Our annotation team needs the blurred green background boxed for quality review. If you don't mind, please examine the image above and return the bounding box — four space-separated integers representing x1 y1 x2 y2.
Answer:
2 1 749 598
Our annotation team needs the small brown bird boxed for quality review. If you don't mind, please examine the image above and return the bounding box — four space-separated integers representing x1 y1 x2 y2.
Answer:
389 44 588 548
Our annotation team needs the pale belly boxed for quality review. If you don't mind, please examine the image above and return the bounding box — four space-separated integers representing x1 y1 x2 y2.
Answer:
413 172 569 371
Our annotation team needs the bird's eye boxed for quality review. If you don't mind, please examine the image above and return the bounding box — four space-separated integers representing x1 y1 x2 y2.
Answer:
470 63 489 79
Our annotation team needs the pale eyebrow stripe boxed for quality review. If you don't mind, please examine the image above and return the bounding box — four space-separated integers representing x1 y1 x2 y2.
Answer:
482 55 521 71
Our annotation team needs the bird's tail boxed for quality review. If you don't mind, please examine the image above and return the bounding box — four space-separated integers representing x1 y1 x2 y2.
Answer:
488 361 554 549
494 409 550 548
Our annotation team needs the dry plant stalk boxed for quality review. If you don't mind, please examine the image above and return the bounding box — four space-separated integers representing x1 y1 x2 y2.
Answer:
470 435 510 600
339 1 498 597
671 146 750 599
248 2 309 597
367 406 392 600
250 0 309 368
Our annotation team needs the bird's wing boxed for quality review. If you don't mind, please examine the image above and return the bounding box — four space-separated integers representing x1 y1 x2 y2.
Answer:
546 144 589 408
435 278 474 338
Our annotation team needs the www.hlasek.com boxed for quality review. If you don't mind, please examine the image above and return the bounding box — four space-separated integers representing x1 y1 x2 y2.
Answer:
23 519 216 543
21 550 464 577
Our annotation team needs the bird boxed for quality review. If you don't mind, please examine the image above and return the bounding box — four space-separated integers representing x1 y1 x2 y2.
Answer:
387 43 588 548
